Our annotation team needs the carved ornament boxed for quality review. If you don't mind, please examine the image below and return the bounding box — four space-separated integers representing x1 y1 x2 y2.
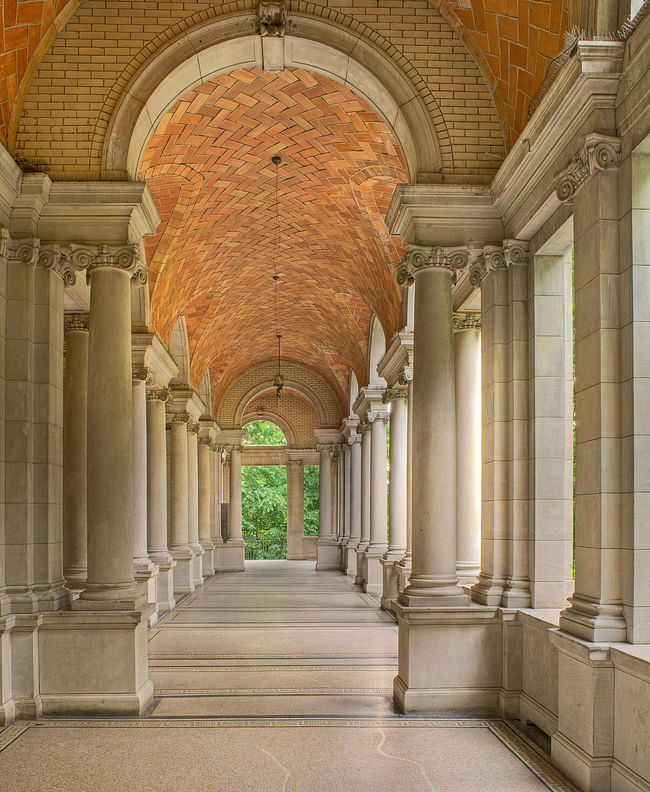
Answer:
383 388 408 402
556 134 621 203
64 313 89 333
147 388 171 403
503 239 529 267
259 1 286 36
452 312 481 330
166 412 192 427
132 366 154 384
368 409 390 423
6 238 39 267
38 244 77 286
69 244 140 281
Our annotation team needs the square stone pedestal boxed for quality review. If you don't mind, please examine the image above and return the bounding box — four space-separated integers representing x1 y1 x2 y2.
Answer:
150 554 176 615
392 601 502 715
316 540 341 570
0 615 16 725
549 630 615 792
171 550 196 596
380 557 401 612
212 541 224 571
219 540 245 572
200 541 215 577
364 552 384 596
355 546 367 585
39 606 154 716
345 543 359 576
134 559 159 626
191 546 205 587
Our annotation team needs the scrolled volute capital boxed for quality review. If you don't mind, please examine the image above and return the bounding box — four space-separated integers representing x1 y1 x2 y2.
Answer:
383 387 408 402
64 313 89 333
368 408 390 423
346 434 361 446
6 237 39 267
37 244 77 286
556 133 621 203
199 436 212 446
395 259 414 287
188 420 200 434
132 365 154 384
453 311 481 330
398 365 413 385
71 243 140 280
503 239 529 267
147 387 171 403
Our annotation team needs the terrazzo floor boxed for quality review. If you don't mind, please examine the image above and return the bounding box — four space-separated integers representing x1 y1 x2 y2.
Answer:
0 560 579 791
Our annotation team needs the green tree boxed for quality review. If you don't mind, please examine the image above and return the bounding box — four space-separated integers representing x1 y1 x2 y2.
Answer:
304 465 320 536
244 420 286 445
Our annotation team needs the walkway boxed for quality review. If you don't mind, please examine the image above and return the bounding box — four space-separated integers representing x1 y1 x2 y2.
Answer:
0 561 577 791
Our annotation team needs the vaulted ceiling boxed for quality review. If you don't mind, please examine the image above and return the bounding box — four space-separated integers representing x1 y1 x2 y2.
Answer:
139 67 408 410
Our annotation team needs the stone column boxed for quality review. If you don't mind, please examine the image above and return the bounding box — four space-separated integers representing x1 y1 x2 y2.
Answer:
355 422 371 585
132 367 158 615
146 389 175 613
381 389 408 609
397 376 414 593
78 255 141 608
167 414 195 595
63 314 89 586
187 422 204 586
453 314 482 586
365 409 389 595
342 444 351 566
346 435 362 575
210 444 224 568
286 459 305 559
316 445 339 569
198 436 214 576
399 249 468 606
219 443 245 571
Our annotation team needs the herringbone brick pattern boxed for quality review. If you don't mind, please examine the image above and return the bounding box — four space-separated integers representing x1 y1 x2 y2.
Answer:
140 68 407 411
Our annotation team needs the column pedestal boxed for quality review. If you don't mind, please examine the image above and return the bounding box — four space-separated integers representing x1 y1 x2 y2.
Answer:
39 606 154 716
222 444 245 571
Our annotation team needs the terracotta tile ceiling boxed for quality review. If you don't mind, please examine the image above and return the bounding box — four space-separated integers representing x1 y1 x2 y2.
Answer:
139 67 408 410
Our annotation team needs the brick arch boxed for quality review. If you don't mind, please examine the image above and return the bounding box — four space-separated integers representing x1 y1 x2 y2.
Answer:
218 360 341 429
243 390 321 446
242 408 297 446
103 12 443 182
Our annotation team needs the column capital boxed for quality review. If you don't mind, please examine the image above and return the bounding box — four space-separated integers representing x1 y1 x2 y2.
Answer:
503 238 529 267
147 387 171 403
555 132 621 203
383 387 408 402
70 243 145 282
452 311 481 330
316 443 338 453
377 329 414 389
38 243 78 286
64 313 89 333
166 412 192 428
346 434 362 446
399 244 472 286
188 420 200 434
368 408 390 423
468 245 506 286
287 458 304 467
132 365 155 384
198 436 212 446
358 420 371 434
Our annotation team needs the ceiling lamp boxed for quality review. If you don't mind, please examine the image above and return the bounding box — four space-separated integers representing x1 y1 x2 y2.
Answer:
271 154 283 400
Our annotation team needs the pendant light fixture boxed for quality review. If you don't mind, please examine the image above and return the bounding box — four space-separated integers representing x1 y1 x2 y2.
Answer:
271 154 283 400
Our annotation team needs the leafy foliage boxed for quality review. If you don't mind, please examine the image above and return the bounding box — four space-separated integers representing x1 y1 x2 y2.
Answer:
240 421 320 557
243 420 286 445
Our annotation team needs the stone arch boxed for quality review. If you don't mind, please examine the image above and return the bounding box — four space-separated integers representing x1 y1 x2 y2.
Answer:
367 315 387 388
242 412 296 446
102 14 442 183
168 314 190 385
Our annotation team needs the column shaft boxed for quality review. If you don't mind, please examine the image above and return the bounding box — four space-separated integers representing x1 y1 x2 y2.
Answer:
387 394 408 556
453 324 481 585
198 439 213 574
63 320 88 584
318 447 332 538
229 447 243 542
368 416 388 552
82 266 138 604
402 264 467 605
132 377 149 563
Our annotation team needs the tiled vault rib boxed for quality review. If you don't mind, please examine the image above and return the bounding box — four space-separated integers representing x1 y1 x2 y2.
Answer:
0 560 580 792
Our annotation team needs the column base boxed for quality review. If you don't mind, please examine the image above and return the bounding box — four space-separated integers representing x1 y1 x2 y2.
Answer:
396 556 411 594
211 541 224 571
392 601 501 715
380 555 403 612
11 614 43 719
559 595 628 642
316 540 341 571
456 562 480 588
200 541 215 576
39 605 154 717
219 540 245 572
364 551 385 596
470 575 506 606
0 614 15 725
170 550 196 596
149 554 176 614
